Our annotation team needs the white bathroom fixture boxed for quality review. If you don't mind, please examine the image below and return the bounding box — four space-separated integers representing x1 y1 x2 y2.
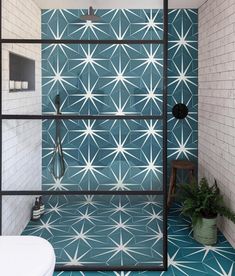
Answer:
0 236 55 276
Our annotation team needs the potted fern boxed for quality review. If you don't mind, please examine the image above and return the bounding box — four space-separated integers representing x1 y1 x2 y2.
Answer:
177 178 235 245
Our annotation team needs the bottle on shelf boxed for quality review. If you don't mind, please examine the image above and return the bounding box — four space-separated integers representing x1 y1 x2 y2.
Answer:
31 198 41 221
39 196 45 215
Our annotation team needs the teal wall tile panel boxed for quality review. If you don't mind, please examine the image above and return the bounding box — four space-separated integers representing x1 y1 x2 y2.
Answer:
41 9 198 190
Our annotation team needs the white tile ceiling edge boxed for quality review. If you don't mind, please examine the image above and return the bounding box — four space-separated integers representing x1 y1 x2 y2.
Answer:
33 0 206 9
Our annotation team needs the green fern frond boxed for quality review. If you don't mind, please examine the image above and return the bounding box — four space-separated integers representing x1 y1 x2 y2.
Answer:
176 177 235 226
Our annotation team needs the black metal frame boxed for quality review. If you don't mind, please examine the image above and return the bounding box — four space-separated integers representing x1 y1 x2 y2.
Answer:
0 0 168 271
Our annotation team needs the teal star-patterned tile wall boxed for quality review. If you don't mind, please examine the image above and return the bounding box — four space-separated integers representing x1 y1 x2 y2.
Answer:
167 9 198 180
41 9 198 191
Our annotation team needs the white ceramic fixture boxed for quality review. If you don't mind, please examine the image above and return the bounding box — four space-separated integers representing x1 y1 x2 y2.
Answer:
0 236 56 276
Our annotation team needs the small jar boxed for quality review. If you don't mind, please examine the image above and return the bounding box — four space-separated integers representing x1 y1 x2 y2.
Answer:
9 80 15 90
22 81 28 90
15 81 22 90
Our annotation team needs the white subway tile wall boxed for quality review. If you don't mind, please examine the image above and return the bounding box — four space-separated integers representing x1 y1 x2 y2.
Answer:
199 0 235 247
2 0 42 235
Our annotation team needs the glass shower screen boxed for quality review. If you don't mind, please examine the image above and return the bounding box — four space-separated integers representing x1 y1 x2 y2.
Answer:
0 0 168 271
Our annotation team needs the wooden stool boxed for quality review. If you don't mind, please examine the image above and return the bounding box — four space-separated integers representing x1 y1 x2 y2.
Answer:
167 160 195 208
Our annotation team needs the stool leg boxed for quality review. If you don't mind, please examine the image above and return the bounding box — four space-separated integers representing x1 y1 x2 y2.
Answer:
171 169 177 195
189 169 194 183
171 168 177 198
167 168 177 208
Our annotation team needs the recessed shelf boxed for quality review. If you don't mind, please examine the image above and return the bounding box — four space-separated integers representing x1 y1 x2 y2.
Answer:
9 52 35 92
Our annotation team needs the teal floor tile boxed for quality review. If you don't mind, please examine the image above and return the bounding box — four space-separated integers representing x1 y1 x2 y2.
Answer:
22 196 235 275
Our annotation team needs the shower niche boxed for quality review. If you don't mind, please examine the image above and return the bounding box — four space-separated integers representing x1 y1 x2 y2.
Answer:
9 52 35 92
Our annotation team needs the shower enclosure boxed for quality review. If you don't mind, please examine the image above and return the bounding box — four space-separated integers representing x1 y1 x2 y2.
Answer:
0 0 168 271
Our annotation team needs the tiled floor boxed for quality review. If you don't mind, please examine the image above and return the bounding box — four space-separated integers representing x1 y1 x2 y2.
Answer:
23 195 164 267
23 195 235 276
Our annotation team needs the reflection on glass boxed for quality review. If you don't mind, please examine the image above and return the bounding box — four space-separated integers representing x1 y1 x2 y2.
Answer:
42 9 163 40
3 194 163 266
42 44 163 115
42 120 163 191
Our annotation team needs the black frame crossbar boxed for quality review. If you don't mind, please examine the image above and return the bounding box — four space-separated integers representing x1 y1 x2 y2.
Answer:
0 0 168 271
54 265 165 271
1 114 163 120
1 190 164 196
1 39 164 44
